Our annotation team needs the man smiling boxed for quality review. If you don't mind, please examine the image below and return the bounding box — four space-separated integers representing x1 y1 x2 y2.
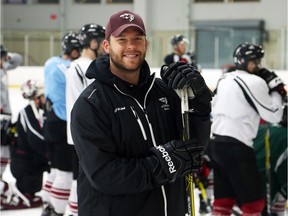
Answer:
71 10 212 216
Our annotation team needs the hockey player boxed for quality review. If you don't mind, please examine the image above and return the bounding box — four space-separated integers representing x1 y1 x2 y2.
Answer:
164 34 201 74
208 42 285 215
164 34 190 64
41 32 82 216
0 44 22 202
1 79 49 210
65 23 105 216
70 10 213 216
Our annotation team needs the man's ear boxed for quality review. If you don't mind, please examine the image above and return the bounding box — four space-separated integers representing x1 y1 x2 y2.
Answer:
103 39 110 54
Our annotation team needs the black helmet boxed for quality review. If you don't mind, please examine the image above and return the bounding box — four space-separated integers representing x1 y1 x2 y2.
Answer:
170 34 189 46
61 32 82 55
79 23 105 47
0 44 8 58
233 42 264 70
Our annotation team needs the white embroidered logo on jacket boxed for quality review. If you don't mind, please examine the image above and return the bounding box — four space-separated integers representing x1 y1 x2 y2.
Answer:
159 97 170 111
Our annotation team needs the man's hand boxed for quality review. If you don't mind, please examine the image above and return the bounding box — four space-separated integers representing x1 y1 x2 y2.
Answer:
146 140 204 185
160 62 208 96
160 61 213 116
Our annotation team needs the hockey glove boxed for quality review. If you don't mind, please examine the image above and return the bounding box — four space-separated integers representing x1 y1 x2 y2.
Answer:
146 140 204 185
160 61 213 116
160 61 207 94
256 68 286 97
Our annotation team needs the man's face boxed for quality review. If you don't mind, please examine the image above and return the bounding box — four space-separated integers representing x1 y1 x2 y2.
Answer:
176 41 188 55
84 38 106 57
103 27 147 74
70 49 80 60
247 58 261 74
90 38 98 51
34 95 45 108
91 38 106 56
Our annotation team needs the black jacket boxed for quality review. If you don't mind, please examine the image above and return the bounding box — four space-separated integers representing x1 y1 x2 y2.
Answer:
71 55 210 216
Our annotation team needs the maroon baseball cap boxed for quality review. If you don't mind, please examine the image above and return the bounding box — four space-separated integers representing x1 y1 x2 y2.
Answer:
105 10 146 39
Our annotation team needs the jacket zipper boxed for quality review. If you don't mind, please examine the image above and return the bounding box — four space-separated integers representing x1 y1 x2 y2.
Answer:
130 106 147 140
114 74 168 216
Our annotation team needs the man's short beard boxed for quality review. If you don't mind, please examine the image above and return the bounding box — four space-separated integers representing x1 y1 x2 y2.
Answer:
110 53 145 74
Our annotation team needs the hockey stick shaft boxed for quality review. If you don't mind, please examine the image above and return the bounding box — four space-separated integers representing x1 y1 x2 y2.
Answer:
178 88 195 216
265 123 271 216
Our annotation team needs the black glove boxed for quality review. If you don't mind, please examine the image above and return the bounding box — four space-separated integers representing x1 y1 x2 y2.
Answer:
146 140 204 185
160 61 213 116
256 68 286 97
160 61 207 95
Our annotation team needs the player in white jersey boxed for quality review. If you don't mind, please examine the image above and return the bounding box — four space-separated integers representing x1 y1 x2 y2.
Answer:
65 23 105 216
208 42 286 216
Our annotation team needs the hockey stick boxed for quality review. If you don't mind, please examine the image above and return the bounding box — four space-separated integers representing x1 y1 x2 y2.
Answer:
265 122 271 216
194 177 207 204
177 88 195 216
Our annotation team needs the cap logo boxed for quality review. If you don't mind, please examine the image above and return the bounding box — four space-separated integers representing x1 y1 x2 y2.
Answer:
120 13 135 22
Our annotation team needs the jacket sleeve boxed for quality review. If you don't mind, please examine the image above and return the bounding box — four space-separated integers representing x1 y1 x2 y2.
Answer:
71 93 156 196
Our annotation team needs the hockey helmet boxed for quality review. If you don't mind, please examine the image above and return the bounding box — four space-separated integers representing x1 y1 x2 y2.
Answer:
79 23 105 47
61 32 82 55
170 34 189 46
1 44 8 58
21 80 44 100
233 42 264 70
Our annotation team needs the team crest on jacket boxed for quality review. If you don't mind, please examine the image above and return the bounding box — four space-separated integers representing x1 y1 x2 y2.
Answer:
120 13 135 22
159 97 170 111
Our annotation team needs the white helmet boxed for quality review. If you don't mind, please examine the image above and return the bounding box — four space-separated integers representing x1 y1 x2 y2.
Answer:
21 80 44 100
